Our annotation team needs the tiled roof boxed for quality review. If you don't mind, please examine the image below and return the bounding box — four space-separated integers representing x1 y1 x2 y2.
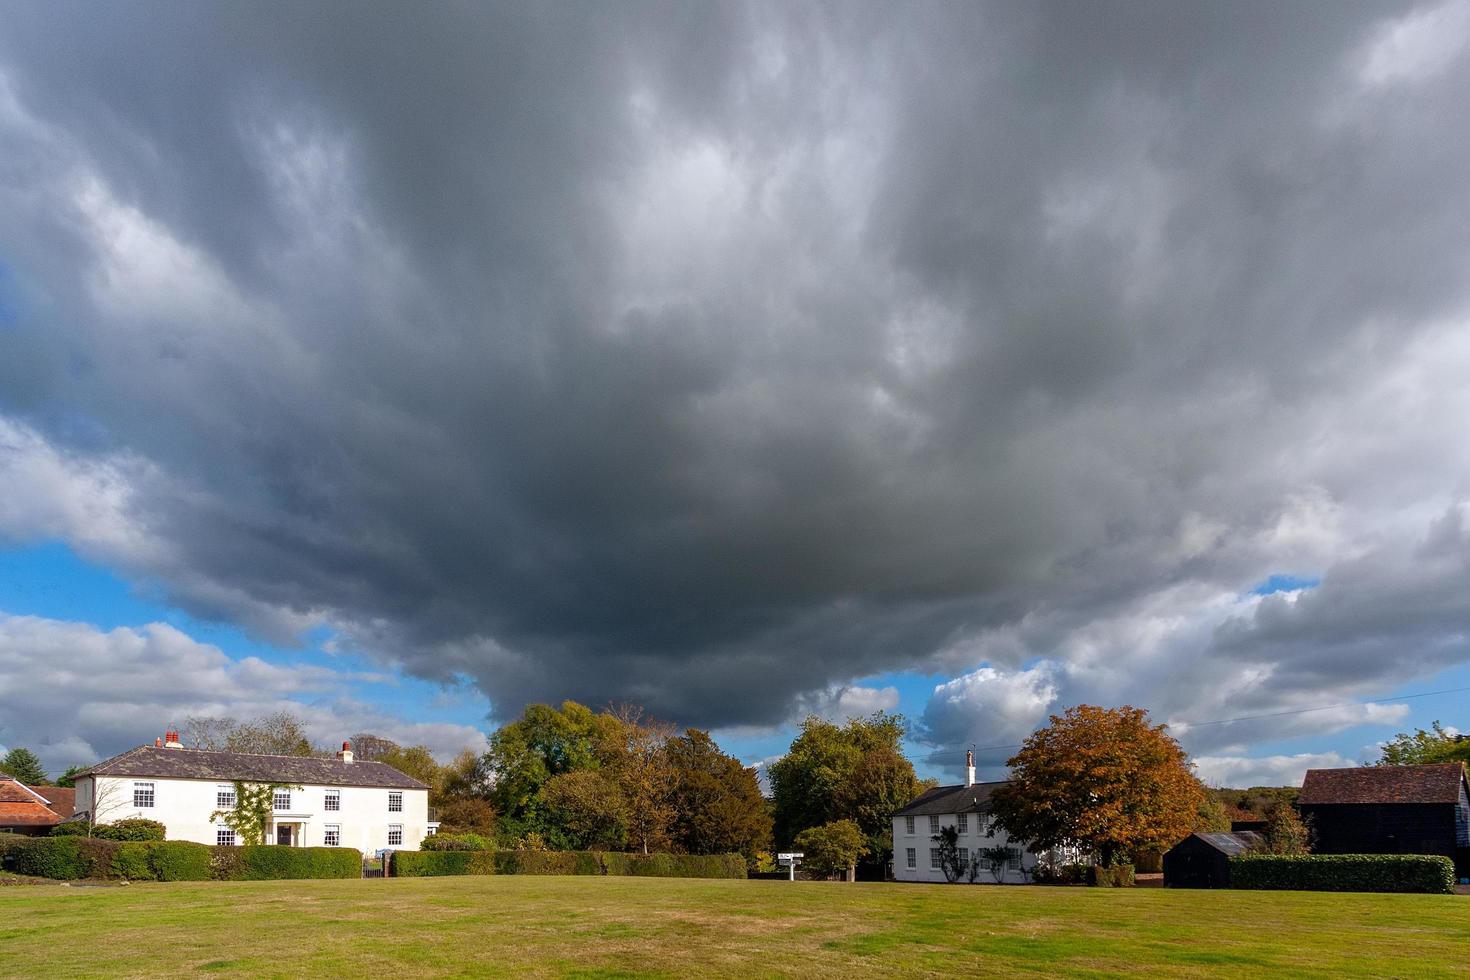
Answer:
0 802 63 827
1298 763 1468 805
0 779 51 805
36 786 76 819
73 745 428 790
894 781 1007 817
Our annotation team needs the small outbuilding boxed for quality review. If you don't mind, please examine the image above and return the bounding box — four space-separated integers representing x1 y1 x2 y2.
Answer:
1163 831 1262 889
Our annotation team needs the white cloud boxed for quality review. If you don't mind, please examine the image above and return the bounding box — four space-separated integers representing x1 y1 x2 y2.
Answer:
0 611 486 774
1193 752 1355 789
792 683 901 723
1359 0 1470 89
921 664 1058 768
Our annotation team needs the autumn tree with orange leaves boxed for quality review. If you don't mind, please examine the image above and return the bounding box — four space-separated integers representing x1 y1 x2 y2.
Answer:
989 704 1206 869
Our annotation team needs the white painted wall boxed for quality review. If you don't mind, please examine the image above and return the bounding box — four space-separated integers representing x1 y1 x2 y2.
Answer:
76 775 429 853
891 812 1037 884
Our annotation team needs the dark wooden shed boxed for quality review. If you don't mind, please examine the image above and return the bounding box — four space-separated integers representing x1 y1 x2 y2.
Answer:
1163 832 1261 888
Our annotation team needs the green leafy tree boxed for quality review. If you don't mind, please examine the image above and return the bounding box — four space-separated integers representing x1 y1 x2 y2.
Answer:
1376 721 1470 766
540 770 629 850
376 744 443 789
990 704 1206 868
55 765 87 788
665 729 772 861
1257 803 1312 855
768 712 928 870
793 819 869 880
485 701 617 839
211 781 301 845
1194 793 1231 832
0 747 47 785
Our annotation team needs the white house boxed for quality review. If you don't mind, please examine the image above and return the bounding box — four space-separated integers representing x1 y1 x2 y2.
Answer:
891 751 1039 884
72 732 433 853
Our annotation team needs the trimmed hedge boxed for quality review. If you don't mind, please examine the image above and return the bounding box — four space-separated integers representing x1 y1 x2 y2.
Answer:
1089 864 1136 887
1229 854 1455 894
229 846 361 880
1 837 359 881
392 850 498 877
391 850 747 880
94 818 168 842
7 838 94 879
110 842 214 881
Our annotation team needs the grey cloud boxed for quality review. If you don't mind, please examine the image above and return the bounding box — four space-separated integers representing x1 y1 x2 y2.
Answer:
2 2 1469 735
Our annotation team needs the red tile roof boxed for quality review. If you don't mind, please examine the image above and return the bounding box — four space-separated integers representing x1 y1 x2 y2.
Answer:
36 786 76 819
0 802 63 826
1298 763 1468 805
0 779 49 804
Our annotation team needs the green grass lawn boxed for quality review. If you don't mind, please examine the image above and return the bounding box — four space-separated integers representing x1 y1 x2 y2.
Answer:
0 876 1465 978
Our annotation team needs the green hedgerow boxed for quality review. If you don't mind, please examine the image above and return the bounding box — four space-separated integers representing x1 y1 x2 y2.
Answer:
1229 854 1455 894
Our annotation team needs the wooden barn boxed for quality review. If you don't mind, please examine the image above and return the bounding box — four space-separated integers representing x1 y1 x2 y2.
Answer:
1298 763 1470 877
1162 831 1261 888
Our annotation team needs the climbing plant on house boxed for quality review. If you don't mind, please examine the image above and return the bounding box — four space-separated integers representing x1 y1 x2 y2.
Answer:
211 781 301 845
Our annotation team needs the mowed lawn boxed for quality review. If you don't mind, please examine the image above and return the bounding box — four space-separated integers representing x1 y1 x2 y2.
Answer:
1 876 1467 978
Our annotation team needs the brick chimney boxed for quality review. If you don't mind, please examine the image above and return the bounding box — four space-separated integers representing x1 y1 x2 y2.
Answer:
966 749 976 787
163 730 182 749
337 740 354 764
155 737 163 747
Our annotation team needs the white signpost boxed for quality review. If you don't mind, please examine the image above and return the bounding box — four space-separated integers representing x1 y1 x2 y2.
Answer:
777 852 804 881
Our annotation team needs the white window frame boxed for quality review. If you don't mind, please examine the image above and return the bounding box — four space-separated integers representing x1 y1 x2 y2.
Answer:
905 847 916 869
324 824 341 847
956 813 968 834
959 847 969 866
904 816 914 836
216 828 237 847
387 824 403 847
929 847 941 870
324 790 341 812
929 815 940 834
273 789 291 811
1008 852 1022 871
133 782 155 808
388 791 403 813
216 785 236 809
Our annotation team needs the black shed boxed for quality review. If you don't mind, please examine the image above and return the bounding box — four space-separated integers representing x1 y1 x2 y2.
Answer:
1163 832 1261 888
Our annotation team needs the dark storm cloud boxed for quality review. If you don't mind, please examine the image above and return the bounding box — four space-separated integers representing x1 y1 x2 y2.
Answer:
2 1 1469 731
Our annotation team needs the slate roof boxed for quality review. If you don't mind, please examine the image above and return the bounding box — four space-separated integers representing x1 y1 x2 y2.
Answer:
1298 763 1468 806
1185 831 1262 856
894 781 1007 817
72 745 428 790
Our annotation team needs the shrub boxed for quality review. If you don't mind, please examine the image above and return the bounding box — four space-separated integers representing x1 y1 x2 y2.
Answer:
94 818 167 842
8 838 94 880
388 850 747 879
1230 854 1455 894
216 846 360 880
148 841 213 880
47 822 90 837
1090 864 1136 887
107 842 212 881
111 843 154 880
210 846 247 881
392 850 497 877
421 832 492 852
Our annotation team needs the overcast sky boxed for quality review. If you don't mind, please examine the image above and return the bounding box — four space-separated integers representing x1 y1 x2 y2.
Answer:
2 1 1469 786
